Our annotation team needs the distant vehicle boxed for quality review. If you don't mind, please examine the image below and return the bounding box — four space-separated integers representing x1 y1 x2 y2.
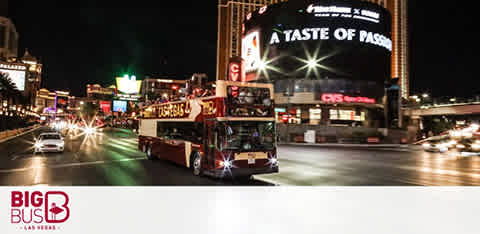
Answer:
453 138 480 153
422 139 450 153
34 132 65 153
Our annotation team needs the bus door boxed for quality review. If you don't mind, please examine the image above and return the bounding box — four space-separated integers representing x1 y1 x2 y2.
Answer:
204 120 216 170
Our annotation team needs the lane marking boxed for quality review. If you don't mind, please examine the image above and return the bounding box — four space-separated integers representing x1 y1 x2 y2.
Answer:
0 157 146 173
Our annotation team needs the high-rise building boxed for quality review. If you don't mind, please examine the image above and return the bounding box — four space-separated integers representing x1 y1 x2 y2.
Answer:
364 0 409 98
0 16 18 59
217 0 409 98
216 0 287 80
0 0 8 17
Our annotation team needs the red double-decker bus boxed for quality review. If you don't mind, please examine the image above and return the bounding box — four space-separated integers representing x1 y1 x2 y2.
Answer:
138 81 278 178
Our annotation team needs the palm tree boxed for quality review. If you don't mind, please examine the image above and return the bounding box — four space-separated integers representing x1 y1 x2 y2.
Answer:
0 72 21 107
0 73 23 131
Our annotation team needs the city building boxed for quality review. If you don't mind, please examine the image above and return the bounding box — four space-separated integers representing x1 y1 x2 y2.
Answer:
217 0 409 98
216 0 288 80
0 8 43 106
21 50 42 104
34 89 70 117
365 0 409 98
86 84 116 100
0 16 18 59
241 0 409 143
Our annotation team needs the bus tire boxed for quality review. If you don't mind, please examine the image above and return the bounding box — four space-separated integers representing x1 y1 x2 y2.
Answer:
146 145 155 160
192 152 202 176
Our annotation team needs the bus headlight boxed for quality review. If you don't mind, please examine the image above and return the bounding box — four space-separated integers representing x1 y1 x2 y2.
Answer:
223 160 232 169
269 157 278 166
219 160 232 169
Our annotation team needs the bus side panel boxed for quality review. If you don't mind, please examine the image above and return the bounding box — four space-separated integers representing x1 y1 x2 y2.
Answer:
139 119 157 138
151 139 168 159
163 139 186 166
138 119 157 152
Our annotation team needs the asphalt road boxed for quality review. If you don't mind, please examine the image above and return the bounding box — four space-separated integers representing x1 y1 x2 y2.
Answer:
0 127 271 186
256 145 480 186
2 127 480 186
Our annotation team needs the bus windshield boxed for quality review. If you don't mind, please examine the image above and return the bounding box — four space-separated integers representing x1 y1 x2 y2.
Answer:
219 121 275 151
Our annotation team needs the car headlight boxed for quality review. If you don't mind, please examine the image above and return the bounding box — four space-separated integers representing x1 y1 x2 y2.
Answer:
457 144 466 149
472 144 480 150
422 143 431 148
34 142 42 148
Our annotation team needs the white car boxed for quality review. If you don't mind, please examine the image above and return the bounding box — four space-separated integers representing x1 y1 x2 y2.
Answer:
34 132 65 153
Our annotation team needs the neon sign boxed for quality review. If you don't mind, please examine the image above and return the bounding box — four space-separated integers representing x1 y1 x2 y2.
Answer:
242 31 262 72
306 4 381 24
321 93 376 104
229 62 240 82
269 27 392 51
116 75 142 94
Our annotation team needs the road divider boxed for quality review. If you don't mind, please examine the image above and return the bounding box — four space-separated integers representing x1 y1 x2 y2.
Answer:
0 125 42 144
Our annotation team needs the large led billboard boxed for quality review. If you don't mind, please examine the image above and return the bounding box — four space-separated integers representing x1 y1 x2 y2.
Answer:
243 0 392 88
100 101 112 114
242 31 262 73
113 100 127 113
116 75 141 94
0 63 27 91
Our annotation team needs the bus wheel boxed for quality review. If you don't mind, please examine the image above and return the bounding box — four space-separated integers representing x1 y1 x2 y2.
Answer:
192 153 202 176
146 145 155 160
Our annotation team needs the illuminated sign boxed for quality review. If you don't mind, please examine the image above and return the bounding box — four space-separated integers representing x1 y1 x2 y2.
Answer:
258 6 268 14
306 4 381 23
116 94 141 101
158 102 191 119
321 93 376 104
0 69 26 91
307 4 380 23
202 101 216 115
0 64 26 70
100 101 112 114
269 27 392 51
113 100 127 112
116 75 141 94
242 31 262 72
229 62 241 82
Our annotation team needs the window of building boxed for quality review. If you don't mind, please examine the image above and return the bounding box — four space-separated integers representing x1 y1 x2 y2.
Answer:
329 109 365 121
0 25 5 48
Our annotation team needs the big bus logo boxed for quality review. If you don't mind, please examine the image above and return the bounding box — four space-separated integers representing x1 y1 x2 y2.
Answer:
10 191 70 230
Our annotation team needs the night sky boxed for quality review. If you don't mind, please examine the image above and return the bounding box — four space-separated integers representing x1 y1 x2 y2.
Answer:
6 1 479 98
